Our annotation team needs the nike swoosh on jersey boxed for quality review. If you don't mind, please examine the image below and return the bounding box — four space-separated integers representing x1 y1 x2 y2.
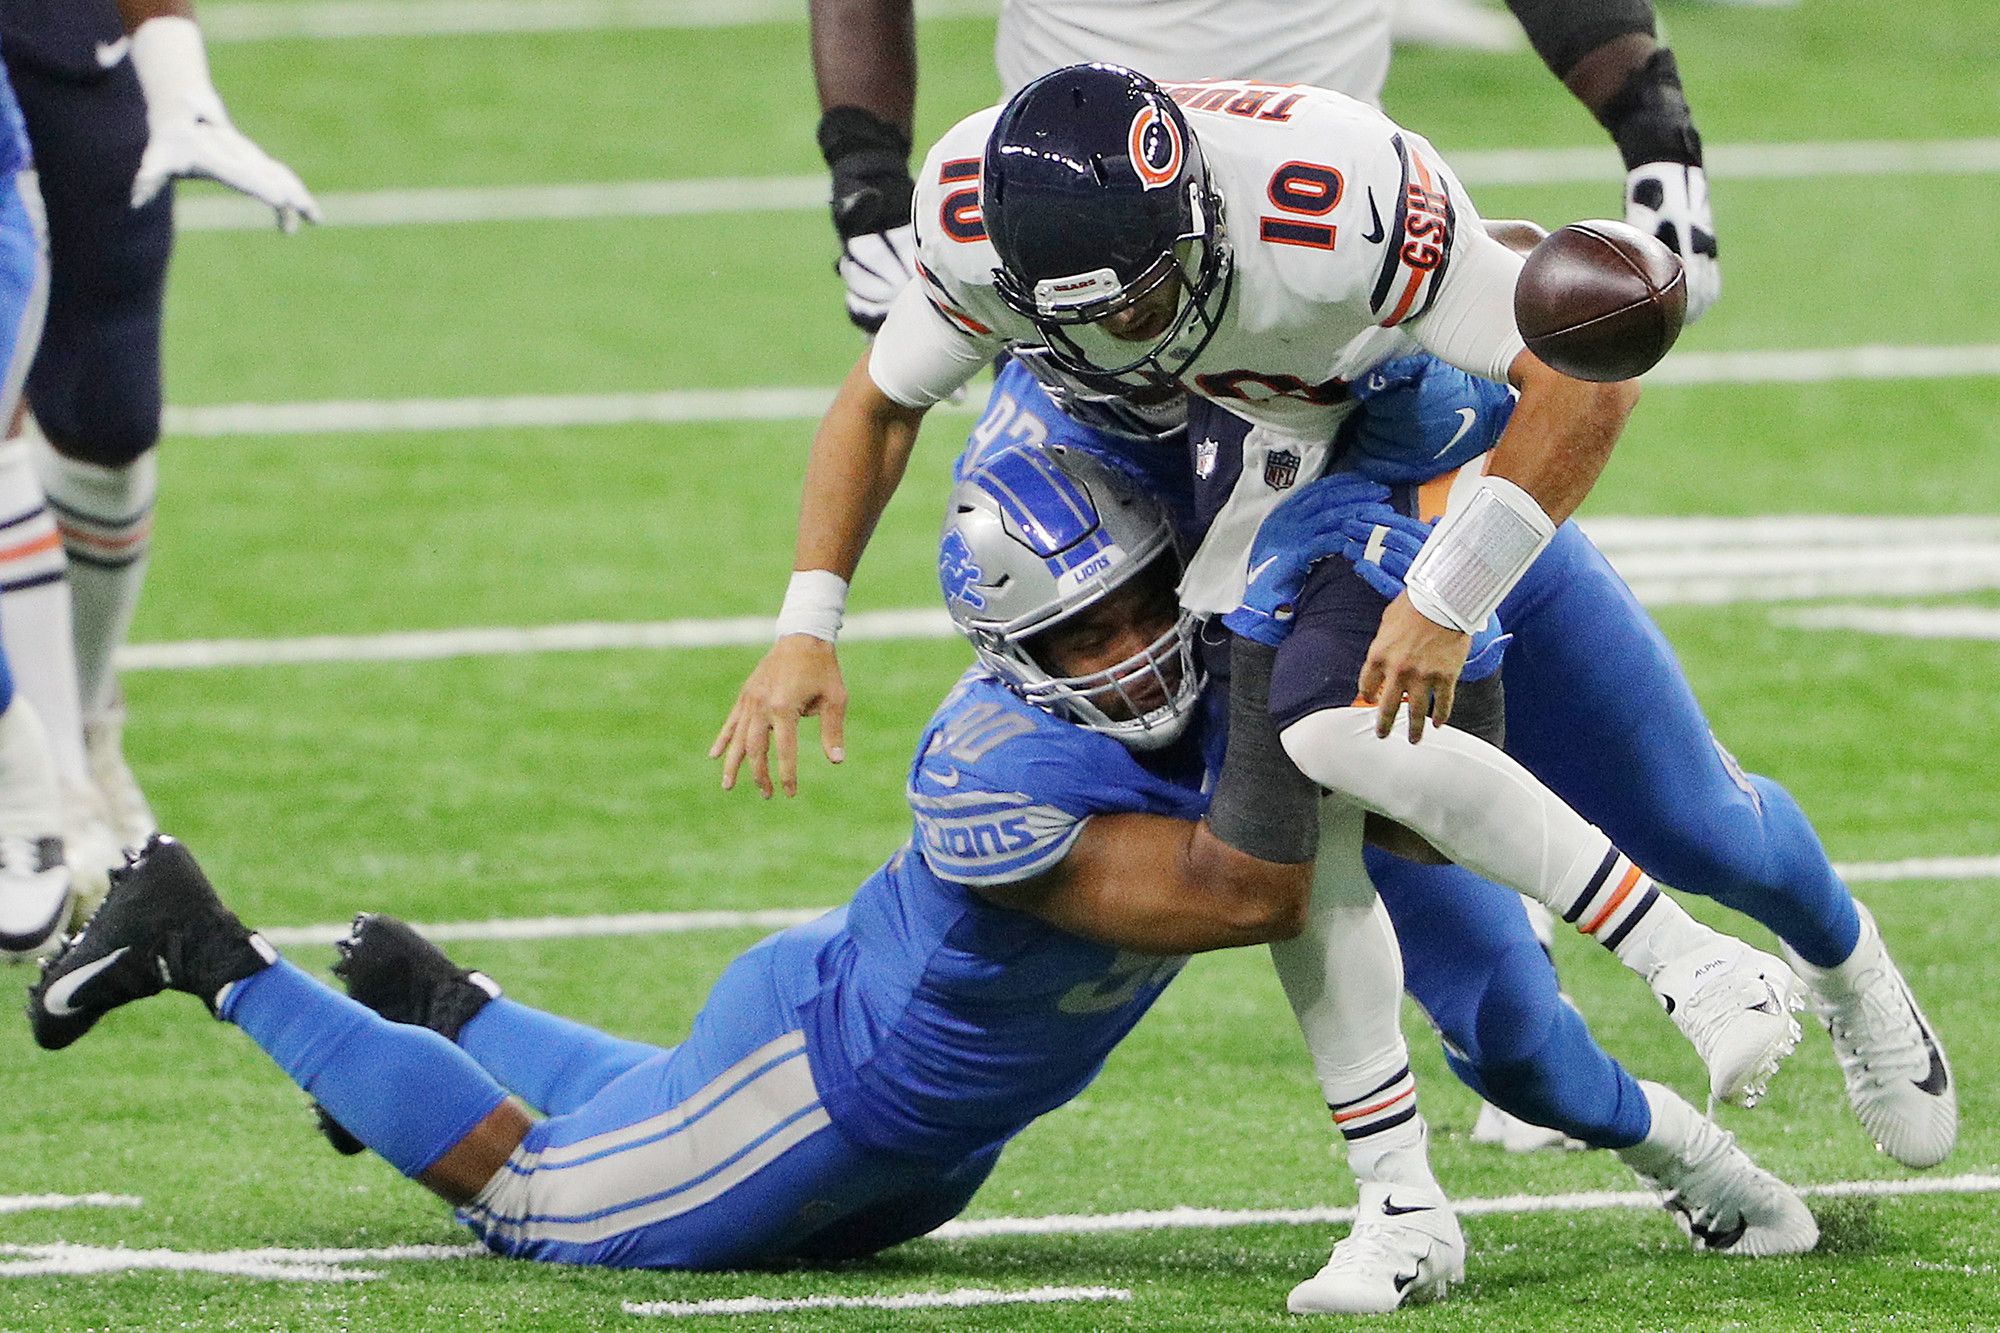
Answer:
95 37 131 69
41 947 131 1017
1362 189 1386 245
1432 407 1479 458
926 767 963 788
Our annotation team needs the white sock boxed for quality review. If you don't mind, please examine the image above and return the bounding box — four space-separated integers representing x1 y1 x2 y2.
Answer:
0 695 62 838
32 437 155 722
1270 799 1438 1191
0 438 85 786
1280 706 1707 981
1616 1079 1698 1177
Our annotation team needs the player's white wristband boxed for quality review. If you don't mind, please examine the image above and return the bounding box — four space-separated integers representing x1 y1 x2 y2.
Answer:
1402 476 1555 633
774 569 849 643
129 16 226 117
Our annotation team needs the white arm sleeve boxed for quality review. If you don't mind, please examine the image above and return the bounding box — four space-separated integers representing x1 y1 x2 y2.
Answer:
867 280 997 408
1403 224 1528 385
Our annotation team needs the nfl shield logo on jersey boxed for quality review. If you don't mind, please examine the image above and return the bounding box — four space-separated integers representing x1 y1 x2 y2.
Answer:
1264 448 1301 491
1194 435 1219 480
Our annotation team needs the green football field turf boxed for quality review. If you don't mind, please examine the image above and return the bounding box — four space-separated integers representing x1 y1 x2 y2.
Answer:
3 0 1999 1326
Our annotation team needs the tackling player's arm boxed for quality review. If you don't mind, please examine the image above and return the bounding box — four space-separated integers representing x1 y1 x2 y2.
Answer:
713 281 994 797
1499 0 1720 318
116 0 320 229
974 813 1311 954
1365 203 1639 741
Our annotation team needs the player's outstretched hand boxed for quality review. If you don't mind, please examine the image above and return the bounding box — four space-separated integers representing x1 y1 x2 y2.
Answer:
1625 163 1719 322
1358 595 1471 743
838 223 917 334
129 17 322 232
711 636 847 798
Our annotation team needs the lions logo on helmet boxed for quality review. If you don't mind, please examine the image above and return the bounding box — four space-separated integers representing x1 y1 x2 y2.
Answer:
983 64 1233 396
940 442 1203 750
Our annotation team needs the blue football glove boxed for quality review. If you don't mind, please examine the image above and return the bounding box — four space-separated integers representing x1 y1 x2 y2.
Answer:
1222 473 1395 647
1339 506 1512 682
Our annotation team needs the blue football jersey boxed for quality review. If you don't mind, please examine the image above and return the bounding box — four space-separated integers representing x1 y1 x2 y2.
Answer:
959 359 1200 540
0 46 27 181
793 670 1222 1161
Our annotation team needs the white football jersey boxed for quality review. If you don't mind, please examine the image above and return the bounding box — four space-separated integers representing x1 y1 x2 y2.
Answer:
995 0 1394 105
871 81 1526 611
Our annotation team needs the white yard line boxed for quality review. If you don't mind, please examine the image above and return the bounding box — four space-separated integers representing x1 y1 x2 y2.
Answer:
930 1173 2000 1240
623 1286 1131 1317
1775 605 2000 641
258 906 830 948
204 0 997 41
174 142 2000 233
0 1194 141 1216
5 1176 1996 1282
157 345 2000 438
115 608 955 672
252 852 1996 949
108 517 2000 673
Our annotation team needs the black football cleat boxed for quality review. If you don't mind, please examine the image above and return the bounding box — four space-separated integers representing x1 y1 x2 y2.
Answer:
27 834 274 1050
312 914 500 1156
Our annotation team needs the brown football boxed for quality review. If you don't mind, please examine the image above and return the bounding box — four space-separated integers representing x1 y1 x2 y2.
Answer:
1513 220 1687 382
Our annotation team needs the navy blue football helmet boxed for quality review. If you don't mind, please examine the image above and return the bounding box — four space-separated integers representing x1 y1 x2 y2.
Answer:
982 64 1232 394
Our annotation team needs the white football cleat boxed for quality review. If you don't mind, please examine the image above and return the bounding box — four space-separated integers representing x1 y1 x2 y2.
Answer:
1470 1102 1586 1153
86 702 158 852
1785 904 1955 1169
1288 1182 1465 1315
0 833 70 960
1649 935 1804 1106
1620 1081 1818 1257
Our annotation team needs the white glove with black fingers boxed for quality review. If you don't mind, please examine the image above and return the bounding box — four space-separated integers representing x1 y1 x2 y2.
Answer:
1626 162 1720 322
128 17 321 232
838 223 917 335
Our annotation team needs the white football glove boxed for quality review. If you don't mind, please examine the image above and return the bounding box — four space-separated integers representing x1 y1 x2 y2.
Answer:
128 17 320 232
1625 162 1720 322
837 223 916 334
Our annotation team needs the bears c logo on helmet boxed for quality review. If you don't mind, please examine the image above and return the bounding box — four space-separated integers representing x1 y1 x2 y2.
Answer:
1128 104 1183 191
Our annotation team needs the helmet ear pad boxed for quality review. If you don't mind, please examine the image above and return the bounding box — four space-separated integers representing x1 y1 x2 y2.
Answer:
982 64 1233 391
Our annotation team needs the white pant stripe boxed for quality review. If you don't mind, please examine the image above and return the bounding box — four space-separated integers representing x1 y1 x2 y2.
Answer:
474 1033 828 1249
535 1030 804 1169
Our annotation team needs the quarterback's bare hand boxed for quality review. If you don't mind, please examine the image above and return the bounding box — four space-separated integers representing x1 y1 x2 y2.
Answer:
712 636 848 798
1358 595 1471 743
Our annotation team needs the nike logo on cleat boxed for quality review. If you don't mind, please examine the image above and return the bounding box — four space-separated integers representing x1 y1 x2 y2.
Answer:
1905 991 1950 1095
1380 1196 1434 1217
1689 1214 1749 1251
1747 998 1777 1015
41 947 131 1017
1393 1271 1419 1293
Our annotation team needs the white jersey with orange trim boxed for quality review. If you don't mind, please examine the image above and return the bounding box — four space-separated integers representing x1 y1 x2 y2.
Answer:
869 81 1527 612
995 0 1393 105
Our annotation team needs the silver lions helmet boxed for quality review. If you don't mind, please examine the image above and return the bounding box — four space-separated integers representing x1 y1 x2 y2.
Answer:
941 442 1204 749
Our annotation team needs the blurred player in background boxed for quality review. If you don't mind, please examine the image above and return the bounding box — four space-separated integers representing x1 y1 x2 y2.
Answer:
0 0 316 897
32 448 1814 1298
811 0 1719 335
0 39 71 961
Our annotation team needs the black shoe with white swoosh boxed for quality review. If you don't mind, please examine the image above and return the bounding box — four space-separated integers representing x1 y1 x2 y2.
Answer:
27 835 274 1050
